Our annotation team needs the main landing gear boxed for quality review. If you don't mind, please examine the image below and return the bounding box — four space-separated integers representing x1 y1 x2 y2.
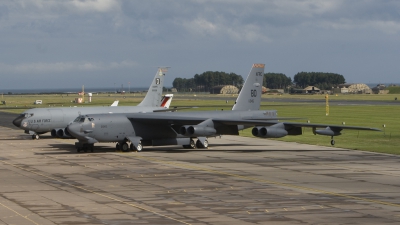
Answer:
131 143 143 152
183 138 209 149
196 139 209 148
330 136 335 146
183 139 196 149
116 141 142 152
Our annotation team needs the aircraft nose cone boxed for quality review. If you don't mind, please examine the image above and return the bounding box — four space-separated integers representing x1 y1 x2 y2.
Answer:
12 116 24 128
67 123 81 138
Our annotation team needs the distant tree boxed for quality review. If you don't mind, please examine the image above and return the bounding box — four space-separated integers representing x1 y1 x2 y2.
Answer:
264 73 292 89
293 72 345 90
173 71 244 92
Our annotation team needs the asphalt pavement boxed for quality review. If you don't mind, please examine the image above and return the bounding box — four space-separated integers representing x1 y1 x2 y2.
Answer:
1 119 400 224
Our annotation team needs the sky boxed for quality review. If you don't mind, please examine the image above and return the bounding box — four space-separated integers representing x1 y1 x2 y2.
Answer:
1 0 399 89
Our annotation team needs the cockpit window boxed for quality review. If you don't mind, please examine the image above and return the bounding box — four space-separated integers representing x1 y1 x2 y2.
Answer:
23 113 33 118
73 116 93 123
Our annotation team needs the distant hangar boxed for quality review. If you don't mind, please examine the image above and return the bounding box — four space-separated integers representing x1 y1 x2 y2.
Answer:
333 83 372 94
210 85 239 94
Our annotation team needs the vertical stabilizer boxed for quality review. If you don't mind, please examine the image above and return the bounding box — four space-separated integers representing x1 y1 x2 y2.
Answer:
137 67 168 107
232 64 264 111
160 94 173 108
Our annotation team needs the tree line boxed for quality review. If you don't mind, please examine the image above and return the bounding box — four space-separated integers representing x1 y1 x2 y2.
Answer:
293 72 345 90
172 71 346 92
172 71 244 92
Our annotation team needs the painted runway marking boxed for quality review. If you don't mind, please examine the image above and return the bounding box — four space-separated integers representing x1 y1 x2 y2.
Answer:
0 202 40 225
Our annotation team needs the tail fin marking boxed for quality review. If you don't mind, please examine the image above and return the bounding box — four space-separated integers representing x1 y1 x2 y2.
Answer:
232 64 265 111
160 94 173 108
137 67 168 107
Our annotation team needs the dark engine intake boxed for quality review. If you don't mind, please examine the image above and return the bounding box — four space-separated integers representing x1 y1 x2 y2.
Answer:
51 128 72 138
180 125 216 137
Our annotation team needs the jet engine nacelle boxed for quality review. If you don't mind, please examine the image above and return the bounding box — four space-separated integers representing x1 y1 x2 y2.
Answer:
180 125 217 137
51 128 61 137
252 126 288 138
55 127 72 138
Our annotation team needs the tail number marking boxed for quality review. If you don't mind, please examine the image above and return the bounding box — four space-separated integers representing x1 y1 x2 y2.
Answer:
251 89 257 97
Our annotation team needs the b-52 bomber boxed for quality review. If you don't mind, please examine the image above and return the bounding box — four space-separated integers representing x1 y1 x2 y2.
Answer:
67 64 380 152
13 67 172 140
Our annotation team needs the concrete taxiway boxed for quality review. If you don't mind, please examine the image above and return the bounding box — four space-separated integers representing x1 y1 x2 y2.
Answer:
1 125 400 224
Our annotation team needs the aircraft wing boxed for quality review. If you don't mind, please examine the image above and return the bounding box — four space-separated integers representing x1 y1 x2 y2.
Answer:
277 122 381 131
153 107 199 112
214 119 381 131
127 113 378 130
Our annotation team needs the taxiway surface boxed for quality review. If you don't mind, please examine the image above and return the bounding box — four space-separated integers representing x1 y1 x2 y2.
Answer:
1 123 400 225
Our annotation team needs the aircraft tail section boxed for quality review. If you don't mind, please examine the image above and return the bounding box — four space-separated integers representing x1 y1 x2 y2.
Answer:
110 101 119 107
160 94 173 108
137 67 168 107
232 64 264 111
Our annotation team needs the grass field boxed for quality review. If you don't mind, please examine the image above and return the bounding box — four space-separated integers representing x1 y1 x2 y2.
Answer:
387 86 400 94
1 93 399 154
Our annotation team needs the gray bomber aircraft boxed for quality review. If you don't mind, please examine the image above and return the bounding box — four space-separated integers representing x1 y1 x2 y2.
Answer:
67 64 380 152
13 67 172 140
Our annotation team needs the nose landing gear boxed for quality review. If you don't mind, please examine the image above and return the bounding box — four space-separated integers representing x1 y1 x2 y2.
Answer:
32 134 40 140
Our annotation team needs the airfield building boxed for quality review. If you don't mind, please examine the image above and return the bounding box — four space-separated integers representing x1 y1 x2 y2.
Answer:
210 85 239 94
333 83 372 94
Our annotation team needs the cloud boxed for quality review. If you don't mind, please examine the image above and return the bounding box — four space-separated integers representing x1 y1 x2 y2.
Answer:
1 0 400 88
69 0 119 12
0 60 138 74
3 0 400 42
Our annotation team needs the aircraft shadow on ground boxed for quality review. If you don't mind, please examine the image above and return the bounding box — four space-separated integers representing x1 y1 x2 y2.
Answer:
37 143 346 155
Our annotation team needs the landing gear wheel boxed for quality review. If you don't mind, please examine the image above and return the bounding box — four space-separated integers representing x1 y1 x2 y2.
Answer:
89 144 94 152
203 139 209 148
32 134 39 140
189 139 196 149
330 139 335 146
130 143 143 152
121 142 129 152
116 143 120 150
196 139 209 149
136 143 143 152
196 140 201 148
76 147 82 153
